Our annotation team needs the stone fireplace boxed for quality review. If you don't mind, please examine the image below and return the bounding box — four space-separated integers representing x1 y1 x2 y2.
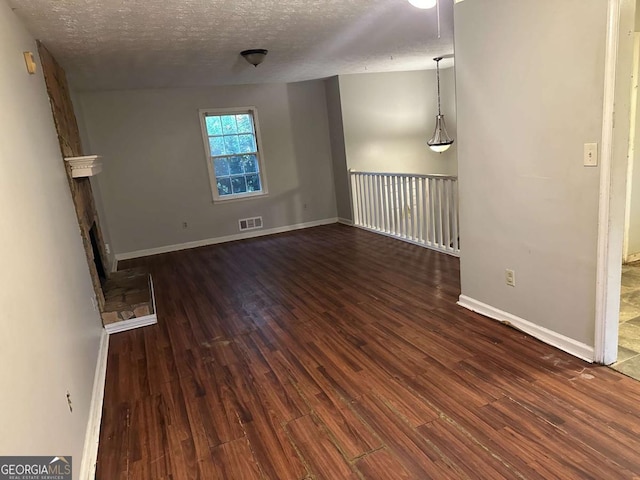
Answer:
38 42 156 333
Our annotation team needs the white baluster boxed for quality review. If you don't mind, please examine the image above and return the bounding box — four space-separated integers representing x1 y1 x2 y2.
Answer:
401 176 407 239
363 174 369 229
378 175 386 232
359 174 365 228
419 177 425 244
437 179 444 249
444 179 451 251
429 178 435 245
408 176 413 239
389 175 396 235
452 179 459 252
392 176 399 236
353 173 358 226
372 174 378 231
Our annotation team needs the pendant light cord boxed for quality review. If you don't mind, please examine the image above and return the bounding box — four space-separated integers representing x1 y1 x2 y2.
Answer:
435 58 442 116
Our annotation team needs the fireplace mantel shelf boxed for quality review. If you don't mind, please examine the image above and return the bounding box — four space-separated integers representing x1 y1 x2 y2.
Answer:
64 155 102 178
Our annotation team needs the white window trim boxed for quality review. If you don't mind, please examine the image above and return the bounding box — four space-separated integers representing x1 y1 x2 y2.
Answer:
198 106 269 203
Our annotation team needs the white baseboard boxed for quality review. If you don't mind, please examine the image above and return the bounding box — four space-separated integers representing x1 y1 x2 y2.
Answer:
115 218 339 261
624 251 640 264
79 329 109 480
338 217 353 226
457 295 595 363
110 256 118 273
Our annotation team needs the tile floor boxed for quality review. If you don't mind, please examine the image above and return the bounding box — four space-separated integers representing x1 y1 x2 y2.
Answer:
612 262 640 380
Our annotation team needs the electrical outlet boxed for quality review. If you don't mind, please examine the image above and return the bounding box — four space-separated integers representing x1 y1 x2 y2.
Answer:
105 243 111 255
505 269 516 287
182 221 188 229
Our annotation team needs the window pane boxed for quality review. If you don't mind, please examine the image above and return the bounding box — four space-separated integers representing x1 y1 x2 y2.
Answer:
209 136 225 156
205 116 222 136
221 115 237 134
224 135 240 154
217 177 232 196
246 174 261 192
236 114 253 134
231 176 247 194
238 134 256 153
242 154 258 173
214 158 230 177
228 156 244 175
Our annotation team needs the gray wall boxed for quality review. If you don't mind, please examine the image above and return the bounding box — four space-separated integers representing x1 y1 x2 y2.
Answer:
0 0 103 473
77 81 338 256
454 0 607 346
338 69 457 175
324 76 352 221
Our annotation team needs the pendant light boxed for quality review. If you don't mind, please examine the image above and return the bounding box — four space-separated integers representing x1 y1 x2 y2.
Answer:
408 0 440 38
407 0 436 8
428 57 454 153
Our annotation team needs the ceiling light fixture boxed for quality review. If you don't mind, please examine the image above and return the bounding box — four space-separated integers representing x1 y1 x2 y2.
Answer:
408 0 442 38
428 57 454 153
241 49 268 67
407 0 436 9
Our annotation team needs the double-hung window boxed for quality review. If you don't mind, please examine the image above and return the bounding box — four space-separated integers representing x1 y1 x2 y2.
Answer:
199 107 268 201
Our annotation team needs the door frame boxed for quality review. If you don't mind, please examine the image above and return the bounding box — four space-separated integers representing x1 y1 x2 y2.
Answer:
595 0 636 364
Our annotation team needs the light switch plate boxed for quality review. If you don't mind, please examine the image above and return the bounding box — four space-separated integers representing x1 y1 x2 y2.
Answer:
584 143 598 167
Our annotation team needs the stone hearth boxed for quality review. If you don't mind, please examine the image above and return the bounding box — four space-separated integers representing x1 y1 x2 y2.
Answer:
102 269 156 334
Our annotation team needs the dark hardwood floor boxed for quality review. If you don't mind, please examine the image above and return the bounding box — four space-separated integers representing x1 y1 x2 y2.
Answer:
97 224 640 479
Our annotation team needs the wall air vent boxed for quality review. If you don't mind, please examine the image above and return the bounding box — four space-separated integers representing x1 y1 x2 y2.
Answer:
239 216 263 231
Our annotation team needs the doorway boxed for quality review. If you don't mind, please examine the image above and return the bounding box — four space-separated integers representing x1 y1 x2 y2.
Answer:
596 0 640 373
612 28 640 378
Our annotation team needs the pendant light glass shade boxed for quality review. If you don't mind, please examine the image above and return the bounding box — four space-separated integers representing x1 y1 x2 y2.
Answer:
408 0 437 8
241 49 268 67
428 115 453 152
428 56 454 153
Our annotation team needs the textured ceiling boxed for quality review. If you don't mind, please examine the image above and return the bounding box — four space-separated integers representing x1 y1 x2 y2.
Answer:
9 0 454 91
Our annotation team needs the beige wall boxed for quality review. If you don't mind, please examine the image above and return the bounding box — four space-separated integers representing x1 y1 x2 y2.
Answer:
338 69 457 175
0 0 103 474
77 81 338 256
455 0 607 347
324 76 352 221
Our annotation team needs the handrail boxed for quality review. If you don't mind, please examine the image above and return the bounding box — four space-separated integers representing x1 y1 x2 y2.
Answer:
348 169 457 180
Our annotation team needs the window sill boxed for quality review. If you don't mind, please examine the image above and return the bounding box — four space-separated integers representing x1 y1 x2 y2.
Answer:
212 191 269 204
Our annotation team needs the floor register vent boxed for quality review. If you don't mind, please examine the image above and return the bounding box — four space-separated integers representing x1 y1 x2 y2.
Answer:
239 216 263 231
